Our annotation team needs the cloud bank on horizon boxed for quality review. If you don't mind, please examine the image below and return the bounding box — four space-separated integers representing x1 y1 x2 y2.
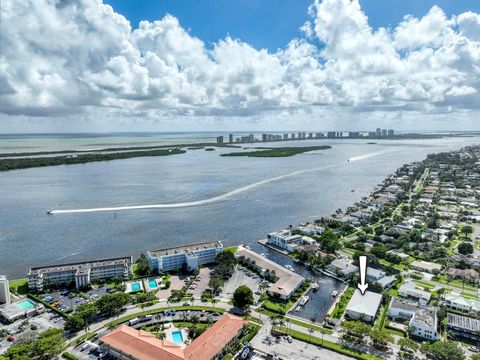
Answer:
1 0 480 129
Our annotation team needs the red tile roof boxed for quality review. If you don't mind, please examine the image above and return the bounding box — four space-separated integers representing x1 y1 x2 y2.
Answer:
185 313 248 360
100 313 247 360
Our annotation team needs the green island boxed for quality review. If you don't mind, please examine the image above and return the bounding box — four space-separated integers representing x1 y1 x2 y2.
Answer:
0 148 186 172
220 145 331 157
0 142 239 158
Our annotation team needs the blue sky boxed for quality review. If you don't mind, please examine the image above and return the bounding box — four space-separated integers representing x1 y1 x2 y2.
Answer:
3 0 480 132
104 0 480 51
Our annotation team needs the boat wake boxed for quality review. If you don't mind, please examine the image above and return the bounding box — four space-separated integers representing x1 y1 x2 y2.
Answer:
348 148 400 162
49 149 395 214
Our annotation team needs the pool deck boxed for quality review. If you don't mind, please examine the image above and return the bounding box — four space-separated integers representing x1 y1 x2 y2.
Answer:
0 298 43 322
164 324 188 349
126 281 144 293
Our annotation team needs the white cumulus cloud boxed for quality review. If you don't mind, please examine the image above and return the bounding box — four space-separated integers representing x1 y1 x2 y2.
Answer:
1 0 480 129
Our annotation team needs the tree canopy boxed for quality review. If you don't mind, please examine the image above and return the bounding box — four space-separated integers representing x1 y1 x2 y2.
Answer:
232 285 254 311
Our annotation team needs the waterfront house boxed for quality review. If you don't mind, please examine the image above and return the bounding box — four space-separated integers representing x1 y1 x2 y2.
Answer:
267 230 303 253
327 258 358 277
345 290 382 323
147 241 223 273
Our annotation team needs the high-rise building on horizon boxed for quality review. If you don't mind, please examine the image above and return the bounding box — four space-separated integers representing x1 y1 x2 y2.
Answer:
216 136 224 144
228 134 233 143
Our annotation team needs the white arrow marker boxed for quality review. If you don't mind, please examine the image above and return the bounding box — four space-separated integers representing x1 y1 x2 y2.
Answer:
358 256 369 295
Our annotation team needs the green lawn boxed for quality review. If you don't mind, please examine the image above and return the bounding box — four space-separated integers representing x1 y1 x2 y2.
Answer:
331 286 355 319
257 309 332 334
411 280 435 290
379 259 405 271
223 246 239 255
277 326 382 360
9 278 28 295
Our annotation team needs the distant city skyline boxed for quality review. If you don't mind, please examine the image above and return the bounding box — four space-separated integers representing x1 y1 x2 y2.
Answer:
2 0 480 132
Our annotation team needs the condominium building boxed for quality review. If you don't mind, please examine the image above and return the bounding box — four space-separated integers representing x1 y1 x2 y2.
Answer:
100 313 248 360
147 241 223 273
28 257 132 291
0 276 10 304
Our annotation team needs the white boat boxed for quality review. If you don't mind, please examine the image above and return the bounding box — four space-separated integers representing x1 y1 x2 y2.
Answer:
312 283 319 291
299 296 309 306
331 290 338 297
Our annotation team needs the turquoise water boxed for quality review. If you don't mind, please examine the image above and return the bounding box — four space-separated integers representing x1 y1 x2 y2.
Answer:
131 282 141 292
17 299 36 310
171 330 184 344
148 280 157 289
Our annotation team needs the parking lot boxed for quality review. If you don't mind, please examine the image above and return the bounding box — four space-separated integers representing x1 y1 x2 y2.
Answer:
156 275 187 301
40 286 111 313
0 309 65 354
221 267 262 301
189 267 212 299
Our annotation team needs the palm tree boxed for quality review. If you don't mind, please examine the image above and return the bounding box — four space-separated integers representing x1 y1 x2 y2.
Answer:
156 331 167 340
211 298 219 312
309 315 317 343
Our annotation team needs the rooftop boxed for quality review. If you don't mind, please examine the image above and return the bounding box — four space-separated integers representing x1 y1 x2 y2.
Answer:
236 246 304 297
447 313 480 333
399 282 431 300
411 260 442 271
390 297 420 312
411 308 437 328
148 241 222 257
28 256 132 276
100 313 247 360
346 290 382 318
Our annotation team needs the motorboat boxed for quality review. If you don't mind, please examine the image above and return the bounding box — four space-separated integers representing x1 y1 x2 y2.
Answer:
299 296 309 306
331 290 338 297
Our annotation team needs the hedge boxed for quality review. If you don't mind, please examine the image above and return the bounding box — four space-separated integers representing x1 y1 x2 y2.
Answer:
106 306 225 328
62 352 80 360
28 293 69 318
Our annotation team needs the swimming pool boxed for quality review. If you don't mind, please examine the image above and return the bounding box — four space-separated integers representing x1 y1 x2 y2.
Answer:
17 299 36 310
171 330 184 344
148 279 158 289
131 282 142 292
